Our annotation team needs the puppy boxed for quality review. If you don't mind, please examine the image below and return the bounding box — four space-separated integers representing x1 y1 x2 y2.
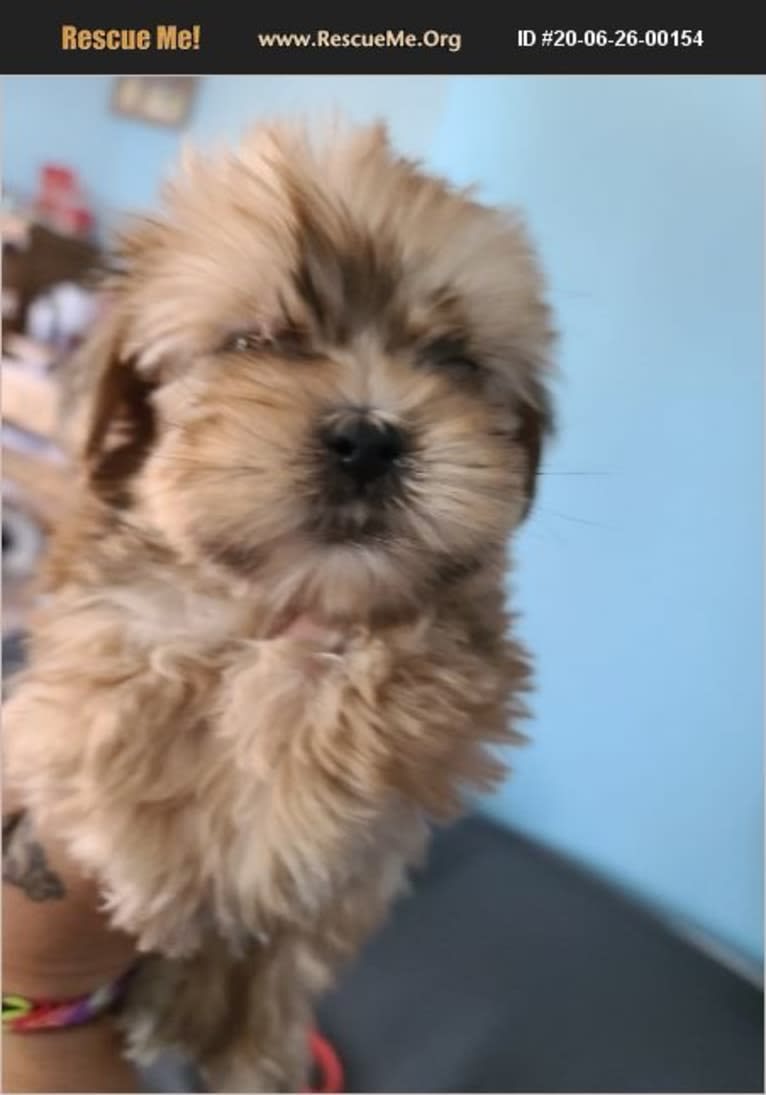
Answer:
3 120 554 1091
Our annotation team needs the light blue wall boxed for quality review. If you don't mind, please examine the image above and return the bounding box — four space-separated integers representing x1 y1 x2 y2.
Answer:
3 75 762 965
1 76 179 223
430 76 763 965
2 76 448 227
188 75 448 156
2 77 110 205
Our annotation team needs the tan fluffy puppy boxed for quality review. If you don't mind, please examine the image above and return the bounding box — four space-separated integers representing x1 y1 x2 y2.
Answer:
4 120 554 1091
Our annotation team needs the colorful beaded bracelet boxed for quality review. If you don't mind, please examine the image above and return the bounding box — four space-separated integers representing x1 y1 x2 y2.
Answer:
3 975 344 1091
2 967 134 1033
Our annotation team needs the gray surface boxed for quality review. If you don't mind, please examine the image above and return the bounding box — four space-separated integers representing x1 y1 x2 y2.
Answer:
317 817 763 1092
142 818 762 1093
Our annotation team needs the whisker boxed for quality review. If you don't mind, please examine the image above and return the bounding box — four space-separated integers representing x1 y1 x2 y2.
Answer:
536 471 609 477
537 506 610 529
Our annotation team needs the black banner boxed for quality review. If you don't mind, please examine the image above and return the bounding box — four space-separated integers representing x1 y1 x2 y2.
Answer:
1 7 764 75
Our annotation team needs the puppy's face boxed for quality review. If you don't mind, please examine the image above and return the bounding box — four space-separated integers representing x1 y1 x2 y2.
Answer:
83 124 554 621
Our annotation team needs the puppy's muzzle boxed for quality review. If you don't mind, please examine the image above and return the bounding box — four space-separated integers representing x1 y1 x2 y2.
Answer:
321 413 405 488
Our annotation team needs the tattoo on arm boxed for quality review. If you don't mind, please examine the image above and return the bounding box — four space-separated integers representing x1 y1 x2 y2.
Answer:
2 810 66 901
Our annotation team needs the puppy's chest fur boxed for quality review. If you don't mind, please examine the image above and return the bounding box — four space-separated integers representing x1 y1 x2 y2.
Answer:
8 562 519 959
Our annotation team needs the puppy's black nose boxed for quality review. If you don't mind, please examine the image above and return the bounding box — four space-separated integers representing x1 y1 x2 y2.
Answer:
323 416 404 484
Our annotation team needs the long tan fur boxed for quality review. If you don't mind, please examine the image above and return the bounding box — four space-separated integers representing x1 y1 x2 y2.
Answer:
4 119 554 1091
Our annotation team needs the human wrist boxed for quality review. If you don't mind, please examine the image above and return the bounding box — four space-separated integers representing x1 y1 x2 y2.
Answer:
3 1014 141 1093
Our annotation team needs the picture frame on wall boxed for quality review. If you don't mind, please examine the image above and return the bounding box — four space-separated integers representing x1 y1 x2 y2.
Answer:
111 77 198 128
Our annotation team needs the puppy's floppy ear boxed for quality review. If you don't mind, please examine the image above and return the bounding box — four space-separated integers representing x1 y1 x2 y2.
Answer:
60 300 157 507
516 383 555 521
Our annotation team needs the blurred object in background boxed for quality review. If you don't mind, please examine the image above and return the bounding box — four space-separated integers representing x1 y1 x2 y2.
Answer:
1 416 70 640
112 76 198 127
2 200 102 341
1 173 100 639
35 163 94 238
2 485 46 635
2 336 60 436
26 280 99 351
1 322 76 636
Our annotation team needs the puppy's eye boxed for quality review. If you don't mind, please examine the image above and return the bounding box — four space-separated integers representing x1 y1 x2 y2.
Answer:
220 327 315 361
441 355 481 378
221 330 270 354
421 339 483 378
